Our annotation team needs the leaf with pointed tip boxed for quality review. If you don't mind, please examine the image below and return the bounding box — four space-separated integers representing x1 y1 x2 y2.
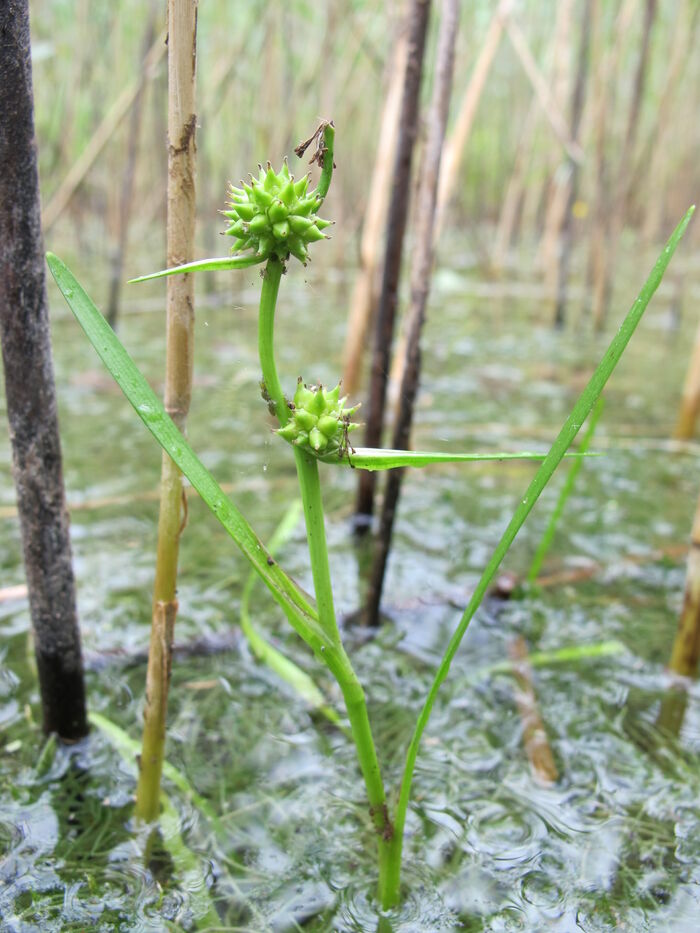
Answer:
389 205 696 889
128 253 264 284
481 640 626 680
318 447 597 470
46 253 331 659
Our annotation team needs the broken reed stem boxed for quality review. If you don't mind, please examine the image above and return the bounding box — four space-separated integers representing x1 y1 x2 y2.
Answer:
669 488 700 678
136 0 197 823
508 636 558 785
674 312 700 440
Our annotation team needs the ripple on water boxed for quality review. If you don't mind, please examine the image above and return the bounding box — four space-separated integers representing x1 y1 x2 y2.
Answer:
3 265 700 930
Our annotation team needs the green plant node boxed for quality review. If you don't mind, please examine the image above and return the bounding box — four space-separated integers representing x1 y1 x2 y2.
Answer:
277 378 361 456
223 160 331 264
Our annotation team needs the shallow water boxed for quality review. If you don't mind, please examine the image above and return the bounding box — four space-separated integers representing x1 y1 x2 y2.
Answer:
2 254 700 931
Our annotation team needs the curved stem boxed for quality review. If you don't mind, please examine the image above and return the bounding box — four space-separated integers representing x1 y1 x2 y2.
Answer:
257 251 393 901
258 257 341 643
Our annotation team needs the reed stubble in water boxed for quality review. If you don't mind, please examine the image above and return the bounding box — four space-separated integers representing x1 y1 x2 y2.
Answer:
0 0 87 740
669 489 700 678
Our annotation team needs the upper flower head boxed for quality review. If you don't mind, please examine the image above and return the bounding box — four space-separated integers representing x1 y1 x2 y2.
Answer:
222 161 331 265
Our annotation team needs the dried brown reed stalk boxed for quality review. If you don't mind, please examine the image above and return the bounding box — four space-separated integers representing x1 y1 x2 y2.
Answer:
136 0 198 823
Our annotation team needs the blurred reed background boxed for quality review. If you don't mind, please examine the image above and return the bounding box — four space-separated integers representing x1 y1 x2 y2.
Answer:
31 0 699 322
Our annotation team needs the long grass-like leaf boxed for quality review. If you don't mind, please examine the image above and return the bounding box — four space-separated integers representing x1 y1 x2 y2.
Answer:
319 447 596 470
128 253 264 284
477 639 625 680
46 254 329 658
239 501 341 724
389 206 695 877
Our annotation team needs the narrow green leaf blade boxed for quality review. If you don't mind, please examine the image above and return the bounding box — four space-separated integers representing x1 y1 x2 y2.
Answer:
128 253 264 284
239 500 341 725
46 253 327 655
319 447 596 470
392 205 695 853
481 639 626 679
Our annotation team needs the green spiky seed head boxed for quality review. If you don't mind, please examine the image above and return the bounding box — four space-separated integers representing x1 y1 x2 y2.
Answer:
223 160 331 265
277 379 361 457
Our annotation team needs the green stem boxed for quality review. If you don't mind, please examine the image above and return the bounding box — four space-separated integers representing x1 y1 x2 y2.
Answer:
257 251 393 901
315 123 335 202
258 258 340 642
258 257 287 423
293 448 341 645
333 652 394 901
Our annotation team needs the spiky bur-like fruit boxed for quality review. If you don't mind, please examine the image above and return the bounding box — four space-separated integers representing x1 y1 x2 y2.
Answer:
222 161 331 265
277 379 361 458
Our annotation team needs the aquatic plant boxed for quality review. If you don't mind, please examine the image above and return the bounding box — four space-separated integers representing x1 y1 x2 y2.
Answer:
47 123 693 910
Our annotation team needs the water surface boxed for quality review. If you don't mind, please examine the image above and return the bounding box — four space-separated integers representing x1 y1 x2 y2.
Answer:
1 254 699 931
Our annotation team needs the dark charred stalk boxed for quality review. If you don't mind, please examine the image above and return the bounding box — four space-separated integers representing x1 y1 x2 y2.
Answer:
364 0 459 625
354 0 431 531
0 0 87 740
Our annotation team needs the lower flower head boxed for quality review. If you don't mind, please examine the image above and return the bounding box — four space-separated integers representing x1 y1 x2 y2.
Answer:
277 379 361 457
